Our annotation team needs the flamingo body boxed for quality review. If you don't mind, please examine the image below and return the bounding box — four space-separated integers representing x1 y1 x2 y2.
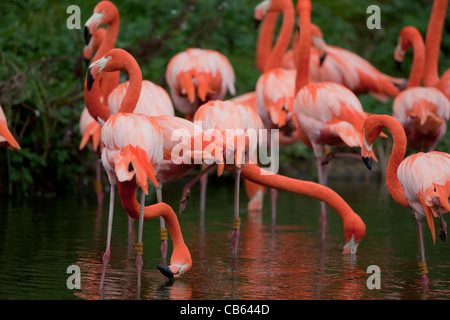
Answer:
166 48 236 118
392 87 450 151
0 107 20 150
293 82 367 157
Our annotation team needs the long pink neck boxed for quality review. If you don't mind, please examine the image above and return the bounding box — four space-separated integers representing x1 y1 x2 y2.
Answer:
117 180 188 251
241 163 365 242
264 0 295 72
256 12 279 73
365 115 410 207
423 0 448 87
84 14 120 121
294 0 312 93
117 56 142 113
405 29 426 88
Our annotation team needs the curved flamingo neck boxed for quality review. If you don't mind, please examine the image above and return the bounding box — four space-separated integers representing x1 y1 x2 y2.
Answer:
295 0 312 93
256 12 279 73
264 0 295 72
365 115 410 207
84 12 120 122
241 164 365 242
423 0 448 87
117 180 187 251
84 77 110 122
116 55 142 113
404 28 426 88
94 15 120 61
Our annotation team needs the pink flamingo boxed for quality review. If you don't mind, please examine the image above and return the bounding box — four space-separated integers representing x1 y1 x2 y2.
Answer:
304 24 406 103
165 48 236 120
392 26 450 152
88 48 224 287
184 100 265 255
179 100 366 256
254 0 405 103
80 28 106 207
361 114 450 286
84 1 176 257
292 0 373 236
422 0 450 100
0 106 20 150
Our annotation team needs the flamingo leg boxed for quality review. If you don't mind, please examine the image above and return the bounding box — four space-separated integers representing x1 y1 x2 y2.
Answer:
438 212 447 242
231 167 242 256
95 158 104 207
270 188 278 225
416 217 430 287
136 189 146 290
199 173 208 221
156 186 168 262
316 157 328 240
100 183 115 292
179 164 217 214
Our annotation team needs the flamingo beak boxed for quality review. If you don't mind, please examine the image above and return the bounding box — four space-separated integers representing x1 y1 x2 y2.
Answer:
157 263 189 279
87 56 111 90
84 26 92 45
84 11 104 45
362 156 372 170
319 51 327 66
342 235 359 255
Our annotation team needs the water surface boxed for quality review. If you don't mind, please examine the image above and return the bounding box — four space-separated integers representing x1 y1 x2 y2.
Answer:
1 174 450 300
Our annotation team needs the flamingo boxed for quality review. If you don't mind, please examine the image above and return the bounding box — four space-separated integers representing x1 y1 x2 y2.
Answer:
165 48 236 120
392 26 450 152
84 0 176 257
305 24 406 103
361 114 450 286
80 28 106 207
178 101 366 256
292 0 374 236
422 0 450 100
182 100 265 255
87 48 224 286
254 0 307 221
254 0 406 103
0 106 20 150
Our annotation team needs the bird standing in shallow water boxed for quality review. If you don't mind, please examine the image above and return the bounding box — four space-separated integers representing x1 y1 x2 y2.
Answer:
361 114 450 286
88 49 225 289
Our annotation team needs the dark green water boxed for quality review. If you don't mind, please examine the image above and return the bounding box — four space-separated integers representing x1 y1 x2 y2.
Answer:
1 172 450 300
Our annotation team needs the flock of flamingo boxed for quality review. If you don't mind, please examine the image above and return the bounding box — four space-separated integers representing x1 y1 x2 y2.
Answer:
1 0 449 292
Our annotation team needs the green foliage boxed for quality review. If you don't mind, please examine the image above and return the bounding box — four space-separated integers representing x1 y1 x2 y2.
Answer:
0 0 449 197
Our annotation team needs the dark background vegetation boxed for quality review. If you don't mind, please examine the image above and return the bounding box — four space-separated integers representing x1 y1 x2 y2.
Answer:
0 0 448 197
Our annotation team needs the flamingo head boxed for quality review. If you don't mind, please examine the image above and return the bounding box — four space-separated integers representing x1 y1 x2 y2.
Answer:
157 244 192 279
82 28 106 66
87 48 136 90
394 26 419 71
253 0 271 28
361 117 384 170
84 0 119 44
310 24 328 66
342 213 366 255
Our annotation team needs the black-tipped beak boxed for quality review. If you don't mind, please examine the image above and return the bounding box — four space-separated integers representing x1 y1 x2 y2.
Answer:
319 51 327 66
84 58 90 68
87 68 95 91
84 26 92 45
362 156 372 170
395 60 402 71
157 264 174 279
254 18 261 29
